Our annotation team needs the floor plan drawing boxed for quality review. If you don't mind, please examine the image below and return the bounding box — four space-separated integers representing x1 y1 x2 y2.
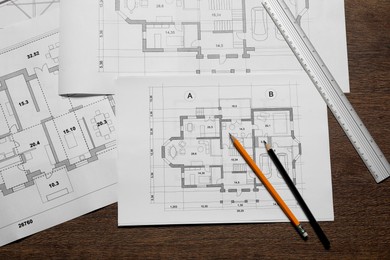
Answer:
0 12 117 247
149 83 302 211
0 0 59 28
117 75 333 226
0 36 116 200
99 0 310 75
60 0 348 95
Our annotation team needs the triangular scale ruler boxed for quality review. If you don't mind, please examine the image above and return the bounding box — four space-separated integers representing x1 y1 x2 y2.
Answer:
262 0 390 183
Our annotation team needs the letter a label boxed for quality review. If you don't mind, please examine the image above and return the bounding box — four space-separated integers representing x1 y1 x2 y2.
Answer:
185 91 196 101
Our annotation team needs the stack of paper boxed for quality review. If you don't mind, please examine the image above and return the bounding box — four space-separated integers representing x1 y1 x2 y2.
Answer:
0 0 350 247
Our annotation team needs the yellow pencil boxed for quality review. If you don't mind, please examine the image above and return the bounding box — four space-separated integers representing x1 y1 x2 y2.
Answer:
229 134 308 239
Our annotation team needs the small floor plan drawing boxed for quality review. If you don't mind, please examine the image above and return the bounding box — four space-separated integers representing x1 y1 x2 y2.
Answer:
0 0 59 28
149 83 303 211
117 75 333 225
0 31 116 202
98 0 310 75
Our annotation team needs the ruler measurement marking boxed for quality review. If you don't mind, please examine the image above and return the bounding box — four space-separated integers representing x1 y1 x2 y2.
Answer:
262 0 390 182
275 3 374 149
278 0 386 177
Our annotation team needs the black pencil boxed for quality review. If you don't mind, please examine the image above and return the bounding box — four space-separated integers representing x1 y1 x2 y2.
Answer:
265 142 331 250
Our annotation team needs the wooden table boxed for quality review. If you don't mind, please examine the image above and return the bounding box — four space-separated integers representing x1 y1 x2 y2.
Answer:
1 0 389 258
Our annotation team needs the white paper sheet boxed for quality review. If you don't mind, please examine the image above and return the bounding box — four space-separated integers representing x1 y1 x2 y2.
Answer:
0 11 117 247
116 75 334 226
0 0 59 29
59 0 349 95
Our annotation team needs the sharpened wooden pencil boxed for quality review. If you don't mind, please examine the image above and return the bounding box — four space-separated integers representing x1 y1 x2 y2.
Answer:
229 134 308 240
265 142 330 249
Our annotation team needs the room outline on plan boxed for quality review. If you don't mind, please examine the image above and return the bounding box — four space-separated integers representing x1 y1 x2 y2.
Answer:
98 0 310 74
0 31 116 203
148 83 304 212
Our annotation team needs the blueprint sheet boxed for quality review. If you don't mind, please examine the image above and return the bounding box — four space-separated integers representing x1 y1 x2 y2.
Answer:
0 11 117 247
116 75 334 226
0 0 59 29
59 0 349 95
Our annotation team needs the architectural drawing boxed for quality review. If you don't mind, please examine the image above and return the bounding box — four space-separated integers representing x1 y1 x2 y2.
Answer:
0 33 116 201
0 0 59 28
117 75 333 225
149 83 303 211
59 0 349 95
98 0 310 74
0 12 117 247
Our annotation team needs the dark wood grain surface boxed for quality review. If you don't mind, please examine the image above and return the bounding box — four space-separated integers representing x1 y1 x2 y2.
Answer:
1 0 389 259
